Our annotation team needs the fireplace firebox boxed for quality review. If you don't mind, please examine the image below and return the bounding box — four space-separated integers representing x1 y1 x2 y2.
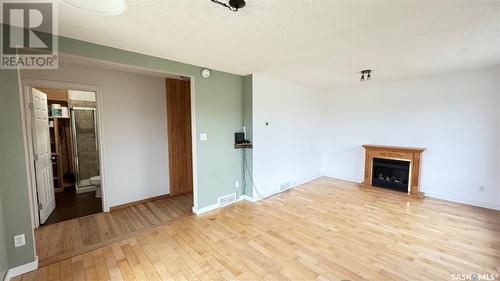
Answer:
372 158 410 192
362 145 425 197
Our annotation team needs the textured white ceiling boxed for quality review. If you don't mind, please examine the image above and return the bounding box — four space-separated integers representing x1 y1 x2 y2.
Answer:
57 0 500 90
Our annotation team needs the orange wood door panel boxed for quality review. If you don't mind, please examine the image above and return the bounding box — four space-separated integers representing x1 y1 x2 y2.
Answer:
166 78 193 195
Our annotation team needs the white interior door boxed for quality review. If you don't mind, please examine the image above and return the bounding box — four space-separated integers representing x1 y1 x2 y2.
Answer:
32 88 56 224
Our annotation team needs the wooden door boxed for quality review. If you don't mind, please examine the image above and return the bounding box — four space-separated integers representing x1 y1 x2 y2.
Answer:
32 88 56 223
166 78 193 195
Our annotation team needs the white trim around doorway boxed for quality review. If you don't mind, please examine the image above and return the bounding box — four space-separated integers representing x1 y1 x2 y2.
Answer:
190 79 199 211
19 78 108 229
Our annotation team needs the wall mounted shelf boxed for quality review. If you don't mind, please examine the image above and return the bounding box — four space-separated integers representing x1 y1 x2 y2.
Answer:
234 143 252 149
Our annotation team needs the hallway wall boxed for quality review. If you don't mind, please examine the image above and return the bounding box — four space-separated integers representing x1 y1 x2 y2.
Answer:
22 62 170 208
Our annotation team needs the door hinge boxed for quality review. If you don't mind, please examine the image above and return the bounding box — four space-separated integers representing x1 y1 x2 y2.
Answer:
34 154 39 161
38 203 43 210
28 103 34 110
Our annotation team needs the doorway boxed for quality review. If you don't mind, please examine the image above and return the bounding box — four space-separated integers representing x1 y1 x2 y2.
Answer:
22 74 196 266
166 77 194 195
25 86 103 226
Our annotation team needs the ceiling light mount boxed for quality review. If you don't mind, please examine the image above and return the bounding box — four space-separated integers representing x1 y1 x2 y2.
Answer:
211 0 245 12
360 69 372 82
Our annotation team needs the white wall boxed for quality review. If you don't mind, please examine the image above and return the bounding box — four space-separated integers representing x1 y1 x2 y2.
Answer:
252 74 324 198
68 90 96 101
322 67 500 210
22 62 170 208
21 64 500 210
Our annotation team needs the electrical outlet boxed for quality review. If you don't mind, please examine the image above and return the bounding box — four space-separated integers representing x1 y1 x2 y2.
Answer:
13 234 25 248
200 133 208 141
479 185 486 192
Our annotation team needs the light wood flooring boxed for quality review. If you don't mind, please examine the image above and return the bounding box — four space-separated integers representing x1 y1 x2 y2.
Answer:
20 177 500 280
35 193 193 267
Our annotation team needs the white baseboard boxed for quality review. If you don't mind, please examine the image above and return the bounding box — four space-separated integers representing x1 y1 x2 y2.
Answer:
192 197 246 215
246 174 325 202
323 174 500 211
247 185 291 202
4 257 38 281
239 194 259 202
424 192 500 211
295 174 325 186
321 174 363 184
194 174 500 214
192 203 219 215
193 175 324 215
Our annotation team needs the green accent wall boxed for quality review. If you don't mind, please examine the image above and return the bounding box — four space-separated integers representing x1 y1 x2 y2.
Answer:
242 75 253 196
0 68 37 269
0 34 245 269
0 86 7 279
0 191 8 280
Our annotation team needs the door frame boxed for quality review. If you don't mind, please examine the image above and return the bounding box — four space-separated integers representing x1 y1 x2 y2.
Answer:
19 68 199 228
19 78 108 228
190 79 198 211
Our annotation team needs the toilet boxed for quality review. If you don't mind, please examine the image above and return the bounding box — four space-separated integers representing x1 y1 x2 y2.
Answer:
89 176 101 198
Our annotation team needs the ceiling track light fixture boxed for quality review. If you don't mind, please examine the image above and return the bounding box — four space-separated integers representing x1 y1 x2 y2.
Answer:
360 69 372 82
211 0 246 12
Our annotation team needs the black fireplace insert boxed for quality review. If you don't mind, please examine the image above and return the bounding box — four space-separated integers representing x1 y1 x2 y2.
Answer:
372 158 410 192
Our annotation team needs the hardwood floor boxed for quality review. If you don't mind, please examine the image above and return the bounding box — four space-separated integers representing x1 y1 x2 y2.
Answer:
21 177 499 280
35 193 193 267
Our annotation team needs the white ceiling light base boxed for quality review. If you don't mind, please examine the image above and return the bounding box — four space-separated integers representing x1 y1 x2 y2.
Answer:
60 0 126 16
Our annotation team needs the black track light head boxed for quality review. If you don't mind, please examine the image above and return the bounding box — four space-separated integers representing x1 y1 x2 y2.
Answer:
360 69 372 82
211 0 245 11
229 0 245 10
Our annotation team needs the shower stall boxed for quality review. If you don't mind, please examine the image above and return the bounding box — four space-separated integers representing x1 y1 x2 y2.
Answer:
71 107 100 192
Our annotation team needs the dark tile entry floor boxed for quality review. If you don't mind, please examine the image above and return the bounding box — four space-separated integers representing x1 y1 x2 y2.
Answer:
43 186 102 225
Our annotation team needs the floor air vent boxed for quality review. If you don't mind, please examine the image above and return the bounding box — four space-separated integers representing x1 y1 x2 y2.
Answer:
218 193 237 207
227 193 237 204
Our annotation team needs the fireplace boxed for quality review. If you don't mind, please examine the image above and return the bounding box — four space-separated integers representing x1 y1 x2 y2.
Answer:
361 144 425 197
371 158 410 192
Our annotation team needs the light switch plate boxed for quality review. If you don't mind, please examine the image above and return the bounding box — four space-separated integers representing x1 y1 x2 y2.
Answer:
14 234 25 248
200 133 208 141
